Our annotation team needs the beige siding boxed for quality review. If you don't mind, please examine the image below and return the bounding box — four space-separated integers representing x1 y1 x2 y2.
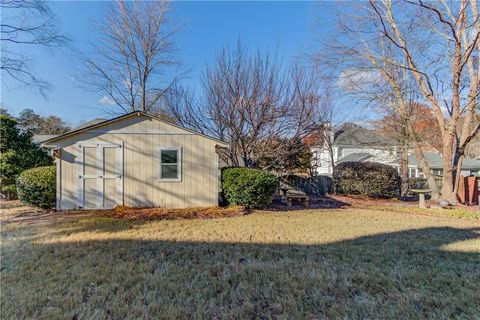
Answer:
53 114 221 210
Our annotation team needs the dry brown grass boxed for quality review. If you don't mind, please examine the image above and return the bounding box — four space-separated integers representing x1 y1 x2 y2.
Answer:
1 205 479 319
331 195 480 220
0 200 43 218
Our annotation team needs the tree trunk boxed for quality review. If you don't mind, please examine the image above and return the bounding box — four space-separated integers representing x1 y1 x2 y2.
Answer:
328 143 336 194
441 139 456 203
413 145 440 200
452 154 464 201
400 141 409 197
406 123 440 200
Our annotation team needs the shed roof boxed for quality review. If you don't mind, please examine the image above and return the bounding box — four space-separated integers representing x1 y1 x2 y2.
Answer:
41 111 228 146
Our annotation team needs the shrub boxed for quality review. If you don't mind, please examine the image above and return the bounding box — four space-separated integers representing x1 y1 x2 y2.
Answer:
222 167 278 209
334 161 400 198
16 166 56 209
0 115 52 199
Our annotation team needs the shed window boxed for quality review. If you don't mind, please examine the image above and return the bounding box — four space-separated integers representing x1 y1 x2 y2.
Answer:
159 148 181 181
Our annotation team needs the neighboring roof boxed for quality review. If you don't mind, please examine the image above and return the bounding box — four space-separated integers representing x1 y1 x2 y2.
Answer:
41 111 228 146
32 134 59 144
337 152 372 164
408 152 480 170
334 123 397 147
74 118 107 130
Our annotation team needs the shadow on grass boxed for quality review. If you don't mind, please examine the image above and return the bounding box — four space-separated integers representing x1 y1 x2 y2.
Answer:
1 226 479 319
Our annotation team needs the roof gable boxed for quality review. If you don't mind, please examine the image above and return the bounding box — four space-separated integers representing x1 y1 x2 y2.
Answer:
334 123 397 147
41 111 228 146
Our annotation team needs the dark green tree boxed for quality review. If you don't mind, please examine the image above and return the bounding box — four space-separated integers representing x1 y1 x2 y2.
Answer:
18 108 70 134
0 115 52 199
257 138 312 176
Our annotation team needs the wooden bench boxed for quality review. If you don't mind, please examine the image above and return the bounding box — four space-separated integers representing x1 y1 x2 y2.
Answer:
278 180 310 206
284 195 310 206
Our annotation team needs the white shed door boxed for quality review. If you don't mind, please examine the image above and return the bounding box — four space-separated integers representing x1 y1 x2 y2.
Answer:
77 143 123 209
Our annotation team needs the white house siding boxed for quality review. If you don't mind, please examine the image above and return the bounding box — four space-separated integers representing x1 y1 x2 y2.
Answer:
52 114 221 210
339 146 399 165
312 146 334 175
313 145 400 176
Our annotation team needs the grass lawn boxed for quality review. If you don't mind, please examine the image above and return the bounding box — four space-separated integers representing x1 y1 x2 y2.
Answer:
1 206 479 319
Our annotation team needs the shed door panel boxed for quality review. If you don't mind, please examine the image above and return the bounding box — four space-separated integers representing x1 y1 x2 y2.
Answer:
82 146 101 209
84 146 99 176
102 146 121 209
84 178 100 209
78 143 123 209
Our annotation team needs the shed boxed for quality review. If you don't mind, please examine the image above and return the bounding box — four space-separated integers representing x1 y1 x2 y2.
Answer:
42 111 228 210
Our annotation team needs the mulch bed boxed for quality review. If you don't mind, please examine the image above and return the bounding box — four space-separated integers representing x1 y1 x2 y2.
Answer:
102 205 248 220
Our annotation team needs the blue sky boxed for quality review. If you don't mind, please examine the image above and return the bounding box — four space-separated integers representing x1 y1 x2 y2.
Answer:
1 1 329 127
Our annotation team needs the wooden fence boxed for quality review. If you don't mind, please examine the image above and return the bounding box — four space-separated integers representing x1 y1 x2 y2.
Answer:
286 175 334 197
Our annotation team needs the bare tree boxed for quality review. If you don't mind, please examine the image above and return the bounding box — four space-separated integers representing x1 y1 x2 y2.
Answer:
374 98 443 197
367 0 480 203
308 88 336 178
312 0 479 202
1 0 68 96
166 42 319 169
81 0 180 114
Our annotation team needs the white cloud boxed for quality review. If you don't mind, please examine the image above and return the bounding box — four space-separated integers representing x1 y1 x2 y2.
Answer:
336 69 382 93
99 96 116 106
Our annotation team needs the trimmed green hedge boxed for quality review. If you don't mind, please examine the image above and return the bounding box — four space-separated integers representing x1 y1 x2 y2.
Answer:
16 166 56 209
334 161 400 198
222 167 278 209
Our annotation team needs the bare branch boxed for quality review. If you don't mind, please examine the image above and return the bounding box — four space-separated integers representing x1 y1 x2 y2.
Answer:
79 0 181 113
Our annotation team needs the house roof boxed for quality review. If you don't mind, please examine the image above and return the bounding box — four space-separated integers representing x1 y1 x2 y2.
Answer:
74 118 107 130
334 123 397 147
337 152 372 164
41 111 228 146
408 152 480 170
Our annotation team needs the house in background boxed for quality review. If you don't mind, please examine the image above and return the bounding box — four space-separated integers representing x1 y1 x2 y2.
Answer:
311 123 400 175
407 152 480 178
41 111 228 211
310 123 480 178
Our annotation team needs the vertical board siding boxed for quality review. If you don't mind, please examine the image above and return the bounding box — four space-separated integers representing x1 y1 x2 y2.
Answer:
55 115 221 210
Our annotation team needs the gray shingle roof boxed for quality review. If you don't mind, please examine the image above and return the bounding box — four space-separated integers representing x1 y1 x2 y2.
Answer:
334 123 397 146
408 152 480 170
74 118 107 130
32 134 59 144
337 152 372 164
